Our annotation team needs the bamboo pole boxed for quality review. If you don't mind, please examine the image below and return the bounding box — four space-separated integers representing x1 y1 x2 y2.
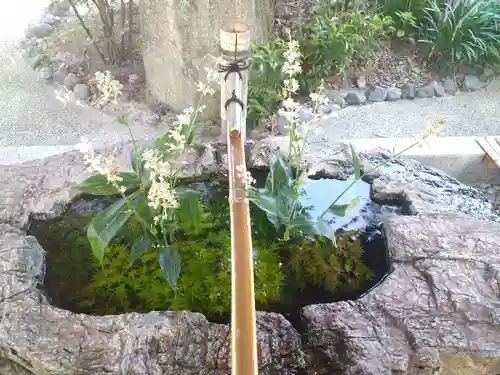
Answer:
219 19 258 375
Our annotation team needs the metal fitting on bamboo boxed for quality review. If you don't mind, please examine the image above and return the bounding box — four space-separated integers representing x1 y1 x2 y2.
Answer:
219 19 251 143
219 18 258 375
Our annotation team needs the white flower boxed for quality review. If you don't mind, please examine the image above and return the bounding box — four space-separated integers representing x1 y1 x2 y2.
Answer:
165 125 187 154
77 136 122 186
95 71 123 105
98 156 123 184
284 78 299 94
147 179 179 224
283 97 299 111
236 164 255 187
175 107 194 126
204 67 220 84
197 81 215 95
309 92 329 105
141 148 172 180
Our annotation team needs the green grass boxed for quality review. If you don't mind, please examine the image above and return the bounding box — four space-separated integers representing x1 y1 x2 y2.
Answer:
419 0 500 68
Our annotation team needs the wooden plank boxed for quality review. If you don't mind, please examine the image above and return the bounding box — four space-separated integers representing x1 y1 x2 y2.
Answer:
486 136 500 158
483 154 498 169
476 138 500 169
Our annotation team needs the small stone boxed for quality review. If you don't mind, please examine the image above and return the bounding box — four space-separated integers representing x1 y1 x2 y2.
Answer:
417 84 435 98
22 45 39 60
433 82 445 97
356 76 367 89
128 73 140 85
50 0 70 16
298 107 313 123
321 103 342 114
38 13 60 25
462 75 481 91
38 66 53 80
345 91 366 106
63 73 80 89
442 78 457 95
73 84 90 100
325 90 346 108
321 105 332 114
386 87 402 101
402 83 416 99
25 23 54 39
26 55 42 69
53 66 69 85
480 68 495 82
367 87 387 102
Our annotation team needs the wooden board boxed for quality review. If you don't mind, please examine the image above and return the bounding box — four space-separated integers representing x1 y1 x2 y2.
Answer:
477 137 500 169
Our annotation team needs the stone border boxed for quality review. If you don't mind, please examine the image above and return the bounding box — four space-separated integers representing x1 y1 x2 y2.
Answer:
19 0 496 123
1 138 500 374
20 0 92 102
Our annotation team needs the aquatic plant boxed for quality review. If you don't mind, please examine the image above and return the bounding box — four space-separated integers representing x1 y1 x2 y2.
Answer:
78 198 284 318
74 67 219 289
247 35 444 242
72 197 368 317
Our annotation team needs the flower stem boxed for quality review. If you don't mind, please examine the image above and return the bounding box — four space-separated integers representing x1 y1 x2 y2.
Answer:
319 137 428 218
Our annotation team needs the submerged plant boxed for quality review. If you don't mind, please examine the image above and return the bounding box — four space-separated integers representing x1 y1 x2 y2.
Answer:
79 201 284 318
75 67 220 289
75 197 367 317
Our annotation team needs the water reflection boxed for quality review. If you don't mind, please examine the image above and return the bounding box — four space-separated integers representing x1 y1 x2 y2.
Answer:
301 176 376 232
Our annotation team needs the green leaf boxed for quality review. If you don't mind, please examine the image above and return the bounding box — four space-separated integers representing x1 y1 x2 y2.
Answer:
131 236 150 264
117 115 128 125
329 197 361 217
288 214 315 234
350 144 361 179
76 173 139 195
177 191 212 235
87 198 133 263
266 153 293 194
131 150 150 186
130 190 157 236
397 29 405 37
314 217 336 244
247 188 280 225
159 245 181 289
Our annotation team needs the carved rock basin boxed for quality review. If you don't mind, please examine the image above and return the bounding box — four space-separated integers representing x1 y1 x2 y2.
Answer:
0 141 499 375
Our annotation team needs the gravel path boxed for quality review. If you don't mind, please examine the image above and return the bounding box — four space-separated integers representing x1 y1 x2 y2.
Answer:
317 80 500 142
0 0 161 164
3 0 500 165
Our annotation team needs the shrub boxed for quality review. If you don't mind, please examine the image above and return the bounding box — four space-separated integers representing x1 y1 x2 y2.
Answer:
378 0 426 40
247 8 394 125
247 40 289 127
298 9 394 89
288 232 373 293
74 68 219 290
419 0 500 68
66 0 138 64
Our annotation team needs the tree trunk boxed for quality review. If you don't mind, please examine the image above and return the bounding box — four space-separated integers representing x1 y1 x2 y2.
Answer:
139 0 274 120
